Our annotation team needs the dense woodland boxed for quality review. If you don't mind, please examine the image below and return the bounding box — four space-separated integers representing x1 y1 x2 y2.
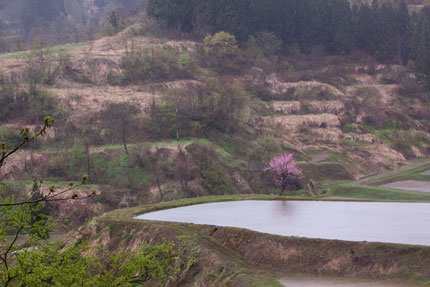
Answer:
148 0 430 84
2 0 430 285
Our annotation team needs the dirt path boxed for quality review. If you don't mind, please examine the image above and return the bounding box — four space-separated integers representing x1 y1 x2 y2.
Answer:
355 159 430 185
310 153 329 163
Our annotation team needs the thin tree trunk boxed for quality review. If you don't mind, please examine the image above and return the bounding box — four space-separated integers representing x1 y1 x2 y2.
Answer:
175 99 180 139
280 187 285 196
123 140 128 155
85 143 92 182
157 176 163 201
122 130 129 155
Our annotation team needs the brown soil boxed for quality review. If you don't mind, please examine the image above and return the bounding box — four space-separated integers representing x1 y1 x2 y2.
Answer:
79 212 430 286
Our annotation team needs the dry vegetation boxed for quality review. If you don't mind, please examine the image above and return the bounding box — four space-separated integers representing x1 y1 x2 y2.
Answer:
2 13 430 244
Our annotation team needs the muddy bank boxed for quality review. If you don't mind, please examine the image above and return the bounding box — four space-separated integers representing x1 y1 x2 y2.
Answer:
135 200 430 245
91 197 430 286
200 225 430 282
80 217 284 287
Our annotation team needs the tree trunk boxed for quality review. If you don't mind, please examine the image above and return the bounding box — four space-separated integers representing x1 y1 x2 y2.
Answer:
123 141 128 155
157 176 163 201
85 143 92 182
175 101 180 140
122 132 128 155
280 188 285 196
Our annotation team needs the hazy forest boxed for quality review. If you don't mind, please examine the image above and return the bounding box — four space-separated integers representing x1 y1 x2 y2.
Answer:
2 0 430 286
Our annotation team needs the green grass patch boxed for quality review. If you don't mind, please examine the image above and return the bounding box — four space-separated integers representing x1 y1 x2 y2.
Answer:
151 139 195 147
368 173 430 185
327 183 430 201
49 42 90 53
98 144 125 150
0 51 29 61
361 163 430 186
0 42 90 61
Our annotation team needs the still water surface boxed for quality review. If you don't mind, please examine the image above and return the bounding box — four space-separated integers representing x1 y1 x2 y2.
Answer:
279 275 421 287
381 180 430 193
135 200 430 245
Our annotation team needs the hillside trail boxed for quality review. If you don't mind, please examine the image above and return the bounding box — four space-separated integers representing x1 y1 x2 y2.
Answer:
310 154 329 163
355 159 430 184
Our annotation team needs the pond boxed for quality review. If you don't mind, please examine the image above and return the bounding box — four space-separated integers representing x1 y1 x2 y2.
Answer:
381 180 430 193
278 274 421 287
135 200 430 245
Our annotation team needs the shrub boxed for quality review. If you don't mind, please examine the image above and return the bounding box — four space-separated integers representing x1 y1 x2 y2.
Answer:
121 47 193 84
0 88 61 123
0 128 24 149
90 152 150 190
200 164 232 195
68 141 87 178
27 91 60 122
24 44 69 86
0 84 19 121
251 86 274 102
48 156 69 178
202 31 238 71
1 181 27 200
342 123 356 133
398 77 423 97
352 87 381 109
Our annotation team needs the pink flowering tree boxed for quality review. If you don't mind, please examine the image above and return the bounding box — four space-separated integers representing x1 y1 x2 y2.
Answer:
264 153 302 195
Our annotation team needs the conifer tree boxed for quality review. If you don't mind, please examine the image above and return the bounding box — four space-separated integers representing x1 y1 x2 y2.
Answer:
370 0 380 54
355 5 374 53
375 2 397 62
416 18 430 88
330 0 354 54
397 0 411 64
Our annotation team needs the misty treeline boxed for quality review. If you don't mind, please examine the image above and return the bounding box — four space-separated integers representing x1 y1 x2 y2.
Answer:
147 0 429 74
0 0 148 50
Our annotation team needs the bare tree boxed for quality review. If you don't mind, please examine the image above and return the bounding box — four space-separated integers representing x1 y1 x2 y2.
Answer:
175 146 190 191
100 102 141 155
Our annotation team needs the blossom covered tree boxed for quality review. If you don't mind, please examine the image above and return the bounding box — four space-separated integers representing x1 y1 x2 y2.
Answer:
264 153 302 195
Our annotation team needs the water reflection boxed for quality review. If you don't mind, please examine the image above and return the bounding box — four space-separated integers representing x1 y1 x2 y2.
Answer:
279 275 421 287
135 200 430 245
273 200 295 217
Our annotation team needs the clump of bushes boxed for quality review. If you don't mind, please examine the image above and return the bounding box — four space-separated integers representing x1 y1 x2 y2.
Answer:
341 123 356 133
0 83 61 123
200 164 232 195
351 86 381 109
382 130 429 159
120 46 194 84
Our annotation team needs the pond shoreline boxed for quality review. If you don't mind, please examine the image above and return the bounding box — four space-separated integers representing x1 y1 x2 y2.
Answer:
278 274 423 287
99 195 430 285
135 200 430 246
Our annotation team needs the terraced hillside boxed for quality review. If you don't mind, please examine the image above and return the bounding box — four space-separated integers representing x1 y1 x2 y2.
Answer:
1 20 430 226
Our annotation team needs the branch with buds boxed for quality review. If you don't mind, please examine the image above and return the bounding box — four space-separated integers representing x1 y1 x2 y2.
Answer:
0 117 95 206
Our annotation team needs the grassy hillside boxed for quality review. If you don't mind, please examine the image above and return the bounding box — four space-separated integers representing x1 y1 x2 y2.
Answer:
2 7 430 285
1 19 430 227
